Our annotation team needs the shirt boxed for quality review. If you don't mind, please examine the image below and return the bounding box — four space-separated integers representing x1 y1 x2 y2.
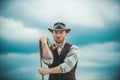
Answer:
55 41 65 55
43 44 80 73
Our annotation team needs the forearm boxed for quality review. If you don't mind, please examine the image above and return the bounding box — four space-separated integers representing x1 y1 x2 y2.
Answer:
40 36 53 65
42 43 53 65
39 66 62 75
42 41 53 58
49 66 62 74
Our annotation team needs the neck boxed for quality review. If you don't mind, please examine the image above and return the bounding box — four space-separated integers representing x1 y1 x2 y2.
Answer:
55 41 64 47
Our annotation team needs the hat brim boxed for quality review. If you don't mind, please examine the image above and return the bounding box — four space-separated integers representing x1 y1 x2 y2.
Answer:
48 28 71 33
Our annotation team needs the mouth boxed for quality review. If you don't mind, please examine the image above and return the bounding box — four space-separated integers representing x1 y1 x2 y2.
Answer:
55 36 61 40
55 37 61 43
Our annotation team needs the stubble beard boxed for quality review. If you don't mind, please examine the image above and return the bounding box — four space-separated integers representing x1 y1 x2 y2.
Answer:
55 38 64 44
55 40 62 44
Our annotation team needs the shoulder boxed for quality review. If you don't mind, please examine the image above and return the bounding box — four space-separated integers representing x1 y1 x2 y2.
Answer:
65 43 80 51
66 45 80 58
71 45 80 50
69 45 80 55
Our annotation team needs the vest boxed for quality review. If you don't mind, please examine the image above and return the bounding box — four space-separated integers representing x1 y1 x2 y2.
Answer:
48 43 77 80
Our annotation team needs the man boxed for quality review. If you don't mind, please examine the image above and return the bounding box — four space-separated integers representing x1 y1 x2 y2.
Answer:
39 22 80 80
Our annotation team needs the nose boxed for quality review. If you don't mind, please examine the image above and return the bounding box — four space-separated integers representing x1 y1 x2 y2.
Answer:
56 33 61 37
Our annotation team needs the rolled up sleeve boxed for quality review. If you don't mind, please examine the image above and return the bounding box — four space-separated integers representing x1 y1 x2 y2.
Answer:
42 56 53 65
59 45 80 73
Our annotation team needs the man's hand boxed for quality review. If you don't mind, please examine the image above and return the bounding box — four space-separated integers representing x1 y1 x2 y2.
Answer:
38 68 50 75
40 36 48 44
40 36 48 48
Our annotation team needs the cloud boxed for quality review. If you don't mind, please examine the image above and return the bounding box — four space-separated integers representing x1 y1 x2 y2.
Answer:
78 41 120 68
77 72 114 80
0 16 49 43
1 0 120 28
93 1 120 22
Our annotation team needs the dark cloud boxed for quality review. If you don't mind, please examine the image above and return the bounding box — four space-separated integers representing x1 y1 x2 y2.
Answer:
0 38 39 54
67 24 120 46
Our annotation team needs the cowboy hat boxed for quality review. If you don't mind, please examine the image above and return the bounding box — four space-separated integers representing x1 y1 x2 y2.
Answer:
48 22 71 33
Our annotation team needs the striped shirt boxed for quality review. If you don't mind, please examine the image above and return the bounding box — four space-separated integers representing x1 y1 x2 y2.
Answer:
43 44 80 73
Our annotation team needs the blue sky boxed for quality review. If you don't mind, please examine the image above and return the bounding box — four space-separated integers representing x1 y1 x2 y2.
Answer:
0 0 120 80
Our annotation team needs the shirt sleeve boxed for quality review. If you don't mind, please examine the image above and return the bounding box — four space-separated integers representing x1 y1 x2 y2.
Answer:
59 45 80 73
42 56 53 65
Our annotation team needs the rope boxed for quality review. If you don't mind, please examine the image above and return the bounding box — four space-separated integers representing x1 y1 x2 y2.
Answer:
39 40 44 80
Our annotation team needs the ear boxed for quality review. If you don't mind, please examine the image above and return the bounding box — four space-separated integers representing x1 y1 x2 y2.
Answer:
65 32 67 36
66 33 67 36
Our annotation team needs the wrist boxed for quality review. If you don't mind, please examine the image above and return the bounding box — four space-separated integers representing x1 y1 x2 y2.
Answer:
42 41 48 47
47 69 50 74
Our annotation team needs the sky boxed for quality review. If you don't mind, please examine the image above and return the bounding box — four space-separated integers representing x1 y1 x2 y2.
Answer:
0 0 120 80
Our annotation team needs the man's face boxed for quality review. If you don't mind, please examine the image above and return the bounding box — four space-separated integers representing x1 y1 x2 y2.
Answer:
52 30 67 44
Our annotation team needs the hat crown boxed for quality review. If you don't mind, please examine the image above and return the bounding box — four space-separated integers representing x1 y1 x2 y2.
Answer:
53 23 66 29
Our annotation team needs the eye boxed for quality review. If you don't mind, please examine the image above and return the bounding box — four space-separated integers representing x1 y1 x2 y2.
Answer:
55 31 58 34
60 31 63 34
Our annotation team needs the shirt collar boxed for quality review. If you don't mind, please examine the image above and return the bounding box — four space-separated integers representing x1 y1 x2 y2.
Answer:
55 41 65 48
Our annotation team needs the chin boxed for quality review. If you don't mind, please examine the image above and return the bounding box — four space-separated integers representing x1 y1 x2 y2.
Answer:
55 40 62 44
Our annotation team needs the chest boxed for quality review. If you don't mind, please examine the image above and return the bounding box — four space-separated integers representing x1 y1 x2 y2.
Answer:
49 43 71 67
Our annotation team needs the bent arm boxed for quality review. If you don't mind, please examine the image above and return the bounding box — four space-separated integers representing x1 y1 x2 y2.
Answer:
40 37 53 65
49 45 80 74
